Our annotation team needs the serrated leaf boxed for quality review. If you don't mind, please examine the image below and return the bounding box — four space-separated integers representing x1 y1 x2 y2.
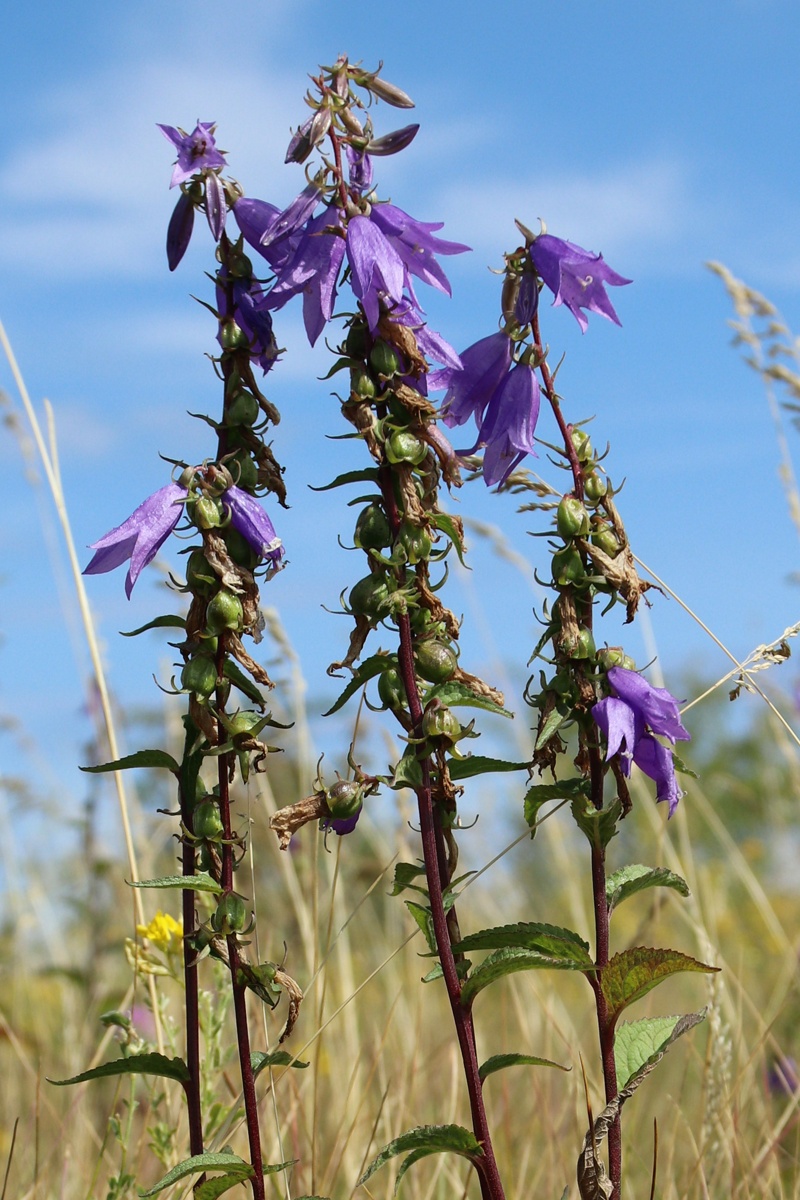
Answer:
479 1052 570 1082
357 1124 483 1189
49 1053 190 1088
455 921 592 963
448 756 530 781
195 1173 252 1200
251 1051 309 1077
614 1011 706 1089
130 872 222 894
461 945 591 1007
121 615 186 637
571 795 622 850
323 654 392 716
601 947 718 1025
524 778 587 835
431 512 467 566
390 862 428 896
138 1153 253 1197
606 864 690 915
405 900 436 952
426 681 513 718
310 468 379 492
223 659 266 707
81 750 180 775
534 701 570 750
391 749 424 791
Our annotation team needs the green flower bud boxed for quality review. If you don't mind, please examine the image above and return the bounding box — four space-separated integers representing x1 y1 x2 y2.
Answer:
227 391 260 426
212 892 248 935
228 252 253 279
206 590 244 634
591 521 621 557
220 320 249 350
181 655 218 698
351 369 376 399
397 522 433 564
597 647 637 672
556 496 590 540
195 843 213 871
421 702 461 743
369 339 399 377
377 666 405 710
354 503 392 550
569 627 597 660
349 573 391 619
552 545 587 587
414 640 457 684
186 548 216 595
386 429 427 466
571 428 594 463
194 496 223 530
326 780 363 819
583 472 607 503
227 710 265 740
193 800 224 841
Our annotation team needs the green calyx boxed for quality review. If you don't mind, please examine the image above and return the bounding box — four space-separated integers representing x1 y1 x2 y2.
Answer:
355 503 392 550
181 655 218 698
385 429 427 466
349 573 392 620
326 780 364 819
192 800 224 841
556 496 590 540
212 891 248 934
414 640 457 684
206 590 244 634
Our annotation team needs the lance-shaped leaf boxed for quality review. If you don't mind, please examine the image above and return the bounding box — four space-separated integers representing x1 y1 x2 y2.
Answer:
130 872 222 894
461 945 592 1007
195 1174 253 1200
448 755 530 782
390 862 428 896
310 467 379 491
121 614 186 637
479 1052 570 1082
139 1153 253 1198
601 947 718 1027
571 795 622 850
81 749 179 774
426 681 513 718
357 1124 483 1192
606 863 690 915
251 1050 309 1077
614 1010 706 1089
525 778 588 835
405 901 436 952
455 921 592 964
430 512 467 565
49 1053 190 1088
223 658 267 708
324 653 392 716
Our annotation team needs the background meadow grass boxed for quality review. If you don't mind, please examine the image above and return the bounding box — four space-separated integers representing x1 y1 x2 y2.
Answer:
3 270 800 1200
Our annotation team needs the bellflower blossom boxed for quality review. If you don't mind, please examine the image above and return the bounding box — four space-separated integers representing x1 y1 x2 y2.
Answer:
222 487 284 570
432 332 513 429
84 483 188 598
157 122 226 188
267 205 347 345
529 234 632 333
592 666 690 815
233 198 300 272
216 269 279 373
320 807 362 837
477 363 540 486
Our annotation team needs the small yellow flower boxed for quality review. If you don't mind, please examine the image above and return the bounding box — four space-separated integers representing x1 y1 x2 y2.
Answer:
137 911 184 954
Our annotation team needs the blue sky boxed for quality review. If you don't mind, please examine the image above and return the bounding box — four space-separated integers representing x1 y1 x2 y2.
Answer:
3 0 800 820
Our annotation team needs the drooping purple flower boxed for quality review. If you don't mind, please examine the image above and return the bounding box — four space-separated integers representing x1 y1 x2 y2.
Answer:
431 332 513 429
84 483 187 598
346 215 406 331
477 363 540 487
232 197 300 271
346 145 373 195
222 487 284 569
529 234 631 333
592 666 690 815
368 202 470 298
261 182 323 252
157 122 226 188
267 205 346 345
217 270 279 373
515 272 539 326
285 115 315 164
320 807 362 836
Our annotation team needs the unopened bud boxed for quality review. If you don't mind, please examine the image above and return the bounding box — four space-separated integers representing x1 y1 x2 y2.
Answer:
386 429 427 466
326 780 363 819
362 74 415 109
227 391 260 425
369 339 399 376
349 573 391 619
354 503 392 550
351 368 376 399
219 319 248 350
397 521 433 564
421 701 461 743
583 472 607 503
556 496 590 540
206 589 244 634
364 124 419 157
570 428 594 463
192 800 224 841
194 496 223 530
181 655 218 698
212 892 248 935
591 521 621 557
377 665 405 710
551 545 587 587
415 640 457 684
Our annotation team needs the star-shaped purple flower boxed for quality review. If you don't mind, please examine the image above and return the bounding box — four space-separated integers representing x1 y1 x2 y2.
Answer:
367 202 470 299
84 483 188 598
157 122 227 189
529 234 631 333
592 666 690 815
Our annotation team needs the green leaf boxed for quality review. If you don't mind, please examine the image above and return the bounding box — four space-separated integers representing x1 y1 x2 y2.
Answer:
571 795 622 850
49 1053 190 1088
130 872 222 894
223 659 266 707
431 512 467 566
534 701 570 750
195 1174 253 1200
81 750 180 775
391 749 424 791
138 1153 253 1197
357 1124 483 1190
323 654 392 716
251 1051 309 1077
310 468 379 492
461 945 591 1007
524 778 588 835
455 921 592 964
606 864 690 915
390 862 428 896
614 1011 706 1089
448 756 530 782
405 901 436 952
601 947 719 1026
121 615 186 637
426 681 513 718
479 1052 570 1082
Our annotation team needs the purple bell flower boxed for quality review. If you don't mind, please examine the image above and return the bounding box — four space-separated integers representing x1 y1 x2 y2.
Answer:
216 270 279 374
529 234 632 333
592 666 690 815
346 145 373 195
368 202 470 298
166 191 195 272
477 363 540 487
346 215 407 331
320 806 362 837
84 483 187 598
267 205 347 345
157 122 227 188
222 486 284 570
431 332 513 429
232 198 299 271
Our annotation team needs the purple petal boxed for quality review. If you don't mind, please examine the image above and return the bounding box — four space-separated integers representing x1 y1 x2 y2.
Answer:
204 172 226 241
431 332 513 429
592 696 637 771
478 364 540 486
633 735 683 816
346 216 405 330
261 182 321 249
85 483 187 598
530 234 631 333
607 667 689 744
166 191 195 271
321 805 362 835
223 487 284 565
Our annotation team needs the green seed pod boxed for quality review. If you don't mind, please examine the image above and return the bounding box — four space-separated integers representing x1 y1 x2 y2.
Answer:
397 522 433 564
194 496 223 530
421 702 461 743
326 780 363 819
354 503 392 550
219 320 249 350
349 573 391 619
551 545 587 587
571 428 594 463
186 548 216 595
556 496 590 540
227 710 264 740
369 339 399 377
386 429 427 466
414 640 457 684
192 800 224 841
206 589 244 634
212 891 248 935
225 526 259 569
583 472 607 503
229 451 259 491
351 369 376 400
227 390 260 426
181 655 218 698
345 322 369 360
377 666 405 710
569 627 597 660
591 521 621 557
